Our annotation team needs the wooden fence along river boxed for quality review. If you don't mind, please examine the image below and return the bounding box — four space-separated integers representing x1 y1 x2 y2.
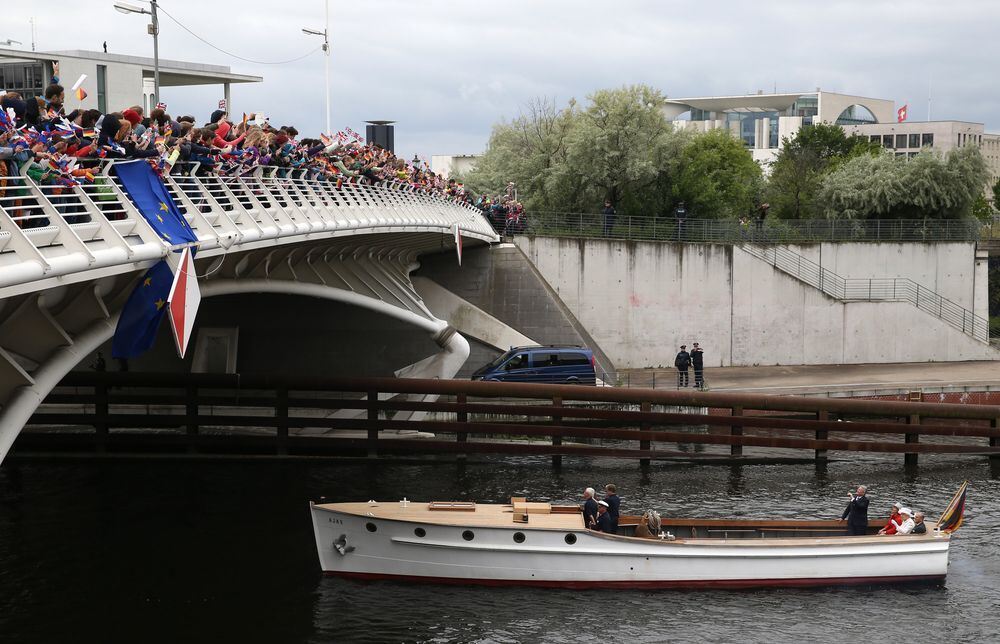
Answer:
19 373 1000 465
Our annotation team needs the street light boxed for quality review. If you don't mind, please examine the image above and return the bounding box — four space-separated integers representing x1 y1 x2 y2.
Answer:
302 0 331 136
114 0 160 107
0 39 22 47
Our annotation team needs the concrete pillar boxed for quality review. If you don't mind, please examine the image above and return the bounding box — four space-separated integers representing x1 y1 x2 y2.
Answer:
974 249 989 322
224 82 231 113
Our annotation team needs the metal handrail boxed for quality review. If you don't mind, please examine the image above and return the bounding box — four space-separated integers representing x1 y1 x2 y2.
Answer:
741 243 992 342
515 212 983 244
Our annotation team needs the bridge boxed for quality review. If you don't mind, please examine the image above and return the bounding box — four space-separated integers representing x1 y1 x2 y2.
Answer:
0 160 498 463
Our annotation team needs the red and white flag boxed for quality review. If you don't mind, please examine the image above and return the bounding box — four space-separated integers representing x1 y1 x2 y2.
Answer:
897 104 908 123
155 102 167 110
453 223 463 266
167 247 201 359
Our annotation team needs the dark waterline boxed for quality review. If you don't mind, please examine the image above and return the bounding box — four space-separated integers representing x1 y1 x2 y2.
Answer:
1 455 998 643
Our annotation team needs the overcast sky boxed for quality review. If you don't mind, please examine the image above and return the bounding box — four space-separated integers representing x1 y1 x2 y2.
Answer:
7 1 1000 160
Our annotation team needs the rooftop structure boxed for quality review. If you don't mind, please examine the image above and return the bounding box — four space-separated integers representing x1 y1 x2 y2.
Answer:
663 91 895 165
0 47 261 114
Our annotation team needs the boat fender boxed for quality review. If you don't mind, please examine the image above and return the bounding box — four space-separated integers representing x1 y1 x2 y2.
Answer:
333 534 355 556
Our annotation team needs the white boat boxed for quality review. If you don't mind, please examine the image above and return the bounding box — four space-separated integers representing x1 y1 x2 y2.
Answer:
309 496 957 589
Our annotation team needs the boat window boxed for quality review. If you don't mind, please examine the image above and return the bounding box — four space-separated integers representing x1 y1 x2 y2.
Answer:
462 530 475 541
513 532 526 543
565 534 577 545
414 527 426 538
366 522 377 533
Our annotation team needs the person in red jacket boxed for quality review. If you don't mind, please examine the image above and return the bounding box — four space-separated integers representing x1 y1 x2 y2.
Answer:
878 502 903 535
212 119 245 150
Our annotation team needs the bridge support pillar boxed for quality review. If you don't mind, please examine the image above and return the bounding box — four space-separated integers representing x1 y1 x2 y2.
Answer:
815 410 829 462
730 406 743 457
905 414 920 466
550 397 563 468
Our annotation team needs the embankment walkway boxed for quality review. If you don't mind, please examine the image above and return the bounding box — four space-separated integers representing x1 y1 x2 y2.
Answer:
619 360 1000 397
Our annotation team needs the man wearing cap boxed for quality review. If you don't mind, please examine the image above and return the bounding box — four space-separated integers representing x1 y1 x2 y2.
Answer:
891 508 915 535
841 485 870 536
691 343 705 389
582 487 599 529
878 502 903 535
674 345 691 388
595 501 615 533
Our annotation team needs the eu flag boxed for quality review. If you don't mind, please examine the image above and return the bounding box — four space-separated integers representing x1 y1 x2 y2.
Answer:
111 260 173 359
114 160 198 246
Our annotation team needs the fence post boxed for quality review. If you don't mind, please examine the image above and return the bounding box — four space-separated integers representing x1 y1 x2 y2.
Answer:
186 384 199 453
367 390 379 457
275 385 289 455
905 414 920 466
639 401 652 467
815 410 828 462
456 393 468 459
94 379 108 450
551 396 563 468
868 278 872 301
730 406 743 457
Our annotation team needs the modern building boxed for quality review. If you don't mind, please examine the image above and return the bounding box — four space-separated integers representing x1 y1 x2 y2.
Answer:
431 154 480 179
662 90 895 165
0 47 261 115
842 121 1000 189
664 89 1000 190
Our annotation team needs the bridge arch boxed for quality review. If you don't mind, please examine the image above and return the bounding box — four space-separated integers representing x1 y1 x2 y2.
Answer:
0 276 469 464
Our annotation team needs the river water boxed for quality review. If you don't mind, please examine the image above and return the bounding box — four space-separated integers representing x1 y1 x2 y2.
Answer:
1 454 998 643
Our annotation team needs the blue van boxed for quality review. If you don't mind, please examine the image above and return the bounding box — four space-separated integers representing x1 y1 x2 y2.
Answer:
471 346 597 385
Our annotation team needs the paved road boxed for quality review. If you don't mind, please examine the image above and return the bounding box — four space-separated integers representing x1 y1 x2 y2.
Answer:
618 360 1000 395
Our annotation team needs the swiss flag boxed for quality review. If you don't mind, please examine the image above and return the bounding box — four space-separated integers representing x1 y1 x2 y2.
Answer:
897 104 908 123
167 247 201 359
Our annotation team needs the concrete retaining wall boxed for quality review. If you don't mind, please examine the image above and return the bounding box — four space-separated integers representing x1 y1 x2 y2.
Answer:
516 237 997 368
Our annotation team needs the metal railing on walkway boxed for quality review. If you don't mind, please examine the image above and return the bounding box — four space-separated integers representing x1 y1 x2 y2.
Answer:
22 372 1000 466
740 243 992 342
518 211 983 244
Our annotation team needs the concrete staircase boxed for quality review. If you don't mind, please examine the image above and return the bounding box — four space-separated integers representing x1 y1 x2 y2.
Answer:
741 243 991 343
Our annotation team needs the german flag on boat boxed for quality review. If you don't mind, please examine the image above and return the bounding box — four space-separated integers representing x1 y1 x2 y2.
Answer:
936 481 968 534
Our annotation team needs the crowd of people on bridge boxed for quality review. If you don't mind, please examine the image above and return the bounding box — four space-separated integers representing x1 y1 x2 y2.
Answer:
474 181 526 235
0 62 477 229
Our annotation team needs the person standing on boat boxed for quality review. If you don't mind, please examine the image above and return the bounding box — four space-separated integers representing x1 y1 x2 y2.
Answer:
595 501 615 533
841 485 870 536
582 488 599 528
604 484 621 533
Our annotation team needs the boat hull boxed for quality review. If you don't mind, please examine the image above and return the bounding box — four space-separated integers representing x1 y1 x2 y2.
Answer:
310 504 950 590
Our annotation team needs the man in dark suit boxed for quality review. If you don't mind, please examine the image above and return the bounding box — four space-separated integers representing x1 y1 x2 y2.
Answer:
582 487 599 528
841 485 870 535
603 484 621 533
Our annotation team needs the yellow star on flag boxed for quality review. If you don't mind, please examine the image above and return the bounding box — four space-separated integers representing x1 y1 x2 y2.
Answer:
143 277 152 287
156 214 164 223
159 202 168 212
154 298 165 310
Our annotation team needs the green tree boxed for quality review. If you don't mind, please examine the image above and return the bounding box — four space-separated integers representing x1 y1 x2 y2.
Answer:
816 146 989 220
765 123 880 219
992 178 1000 209
675 129 762 218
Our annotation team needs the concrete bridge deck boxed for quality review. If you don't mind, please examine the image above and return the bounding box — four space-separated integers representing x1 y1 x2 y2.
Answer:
619 360 1000 396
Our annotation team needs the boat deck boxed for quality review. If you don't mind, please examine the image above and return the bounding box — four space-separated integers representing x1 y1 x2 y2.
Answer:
317 501 586 530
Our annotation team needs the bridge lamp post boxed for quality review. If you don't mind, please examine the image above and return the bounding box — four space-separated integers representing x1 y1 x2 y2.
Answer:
302 0 331 136
0 39 22 47
114 0 160 108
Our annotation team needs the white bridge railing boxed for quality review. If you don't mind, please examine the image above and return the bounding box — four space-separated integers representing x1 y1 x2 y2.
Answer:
0 160 497 296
